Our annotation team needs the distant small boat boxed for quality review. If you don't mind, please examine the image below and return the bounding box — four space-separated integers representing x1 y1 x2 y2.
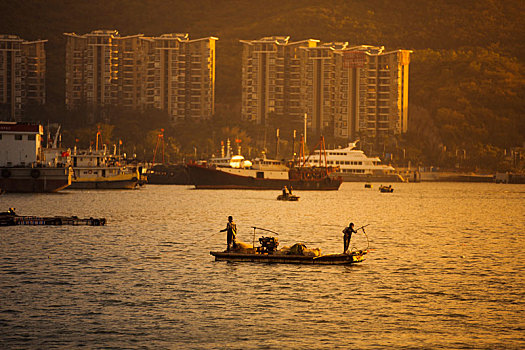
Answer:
379 185 394 192
277 194 300 201
364 183 372 188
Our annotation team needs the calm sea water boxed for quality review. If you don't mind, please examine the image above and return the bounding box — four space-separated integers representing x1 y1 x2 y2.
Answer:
1 183 524 349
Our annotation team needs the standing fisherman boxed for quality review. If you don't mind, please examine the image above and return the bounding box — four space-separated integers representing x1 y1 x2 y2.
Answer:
220 216 237 251
342 222 357 254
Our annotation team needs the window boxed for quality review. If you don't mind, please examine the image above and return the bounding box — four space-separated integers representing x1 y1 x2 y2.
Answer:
15 135 23 140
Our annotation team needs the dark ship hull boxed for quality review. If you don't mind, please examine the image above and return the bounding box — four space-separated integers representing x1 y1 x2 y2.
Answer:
0 167 71 193
187 164 342 190
146 164 191 185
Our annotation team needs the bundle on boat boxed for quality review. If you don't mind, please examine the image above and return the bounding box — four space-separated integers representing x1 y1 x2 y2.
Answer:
232 240 321 257
0 208 106 226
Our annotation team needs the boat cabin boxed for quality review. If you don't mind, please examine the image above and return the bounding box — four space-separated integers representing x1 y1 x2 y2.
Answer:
0 122 42 167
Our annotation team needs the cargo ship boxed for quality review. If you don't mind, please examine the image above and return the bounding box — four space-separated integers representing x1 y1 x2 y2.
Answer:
0 122 71 193
187 162 342 190
187 137 342 190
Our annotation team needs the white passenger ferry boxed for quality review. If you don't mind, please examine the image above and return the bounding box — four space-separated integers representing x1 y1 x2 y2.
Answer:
307 141 404 182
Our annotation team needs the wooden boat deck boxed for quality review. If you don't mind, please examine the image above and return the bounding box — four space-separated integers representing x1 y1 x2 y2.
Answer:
210 250 367 265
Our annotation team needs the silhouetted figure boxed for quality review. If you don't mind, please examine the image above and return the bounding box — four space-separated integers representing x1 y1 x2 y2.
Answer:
220 216 237 251
342 222 357 254
282 186 288 197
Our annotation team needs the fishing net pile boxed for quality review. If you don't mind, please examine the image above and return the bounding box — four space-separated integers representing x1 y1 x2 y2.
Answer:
277 243 321 257
230 240 321 256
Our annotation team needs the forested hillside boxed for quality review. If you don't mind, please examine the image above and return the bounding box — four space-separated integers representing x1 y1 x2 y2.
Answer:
1 0 523 170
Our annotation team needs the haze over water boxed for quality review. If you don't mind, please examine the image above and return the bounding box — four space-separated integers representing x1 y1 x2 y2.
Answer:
1 183 524 349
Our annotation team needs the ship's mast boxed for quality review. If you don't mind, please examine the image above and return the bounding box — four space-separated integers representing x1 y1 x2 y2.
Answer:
303 113 307 148
152 128 165 164
95 126 101 151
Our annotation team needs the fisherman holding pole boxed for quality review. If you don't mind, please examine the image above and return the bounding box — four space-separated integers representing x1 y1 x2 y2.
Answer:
342 223 369 254
342 223 356 254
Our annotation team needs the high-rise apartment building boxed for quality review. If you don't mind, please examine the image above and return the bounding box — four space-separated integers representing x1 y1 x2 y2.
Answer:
241 37 411 144
335 45 411 142
146 34 217 122
64 30 120 108
300 44 411 141
240 36 318 125
64 30 217 122
298 42 348 136
0 35 46 121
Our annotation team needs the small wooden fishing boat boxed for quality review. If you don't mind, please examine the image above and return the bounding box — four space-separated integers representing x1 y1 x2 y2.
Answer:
277 194 300 201
379 185 394 192
210 250 366 265
212 226 369 265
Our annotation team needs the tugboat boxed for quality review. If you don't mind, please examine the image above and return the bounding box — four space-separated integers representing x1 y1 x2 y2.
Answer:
68 129 140 189
0 122 72 193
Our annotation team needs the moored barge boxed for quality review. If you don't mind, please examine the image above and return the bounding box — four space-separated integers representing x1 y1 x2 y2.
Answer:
0 209 106 226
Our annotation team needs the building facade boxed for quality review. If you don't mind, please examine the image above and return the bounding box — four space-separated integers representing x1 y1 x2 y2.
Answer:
64 30 217 122
0 35 46 121
240 36 318 126
241 37 411 145
299 42 347 137
336 46 411 142
64 30 120 109
147 34 217 122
